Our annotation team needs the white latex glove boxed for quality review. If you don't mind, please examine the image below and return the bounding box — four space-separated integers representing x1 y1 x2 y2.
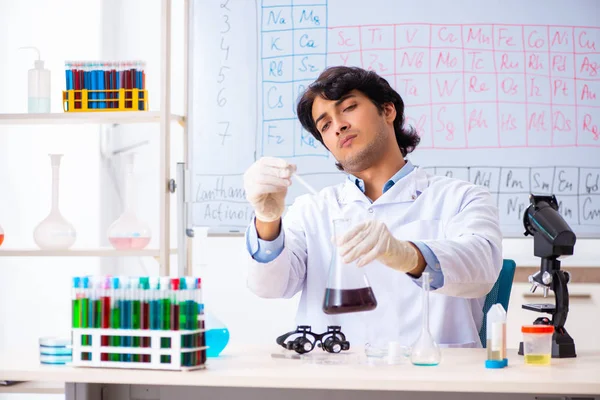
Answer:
337 219 419 272
243 157 296 222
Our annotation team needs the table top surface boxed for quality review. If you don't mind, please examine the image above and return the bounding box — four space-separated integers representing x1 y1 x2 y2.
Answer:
1 345 599 394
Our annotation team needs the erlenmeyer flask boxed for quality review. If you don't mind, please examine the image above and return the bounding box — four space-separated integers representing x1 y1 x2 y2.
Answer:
323 218 377 315
33 154 77 250
0 224 4 247
410 272 441 366
107 153 152 250
204 311 230 358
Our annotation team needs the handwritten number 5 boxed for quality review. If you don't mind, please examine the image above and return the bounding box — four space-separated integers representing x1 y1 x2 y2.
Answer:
221 15 231 34
218 66 230 84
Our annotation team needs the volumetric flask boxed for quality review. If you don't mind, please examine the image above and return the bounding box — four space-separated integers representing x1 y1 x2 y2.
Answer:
33 154 77 250
410 272 441 366
323 218 377 315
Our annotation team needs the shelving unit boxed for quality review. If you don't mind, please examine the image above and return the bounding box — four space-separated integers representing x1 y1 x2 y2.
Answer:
0 1 180 396
0 381 65 394
0 1 177 276
0 248 178 257
0 111 184 126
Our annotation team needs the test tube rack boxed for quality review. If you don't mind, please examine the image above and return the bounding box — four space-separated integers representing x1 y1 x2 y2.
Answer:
71 327 207 371
62 89 149 112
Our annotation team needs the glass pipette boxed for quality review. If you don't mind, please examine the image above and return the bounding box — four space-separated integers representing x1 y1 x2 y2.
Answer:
292 173 318 195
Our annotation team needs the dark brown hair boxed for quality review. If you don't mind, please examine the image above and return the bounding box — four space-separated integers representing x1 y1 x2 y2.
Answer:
297 66 420 167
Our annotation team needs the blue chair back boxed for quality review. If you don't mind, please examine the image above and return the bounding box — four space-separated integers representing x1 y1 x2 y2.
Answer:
479 259 516 347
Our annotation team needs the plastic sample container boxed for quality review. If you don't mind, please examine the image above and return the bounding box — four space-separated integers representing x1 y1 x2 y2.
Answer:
521 325 554 365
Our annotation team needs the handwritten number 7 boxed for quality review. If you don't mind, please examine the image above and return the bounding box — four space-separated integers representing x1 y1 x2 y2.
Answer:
221 15 231 34
218 121 231 145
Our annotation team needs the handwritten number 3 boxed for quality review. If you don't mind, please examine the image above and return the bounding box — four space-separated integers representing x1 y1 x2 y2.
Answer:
221 15 231 34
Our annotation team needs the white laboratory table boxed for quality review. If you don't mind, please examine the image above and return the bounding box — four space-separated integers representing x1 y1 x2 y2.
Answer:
1 345 599 400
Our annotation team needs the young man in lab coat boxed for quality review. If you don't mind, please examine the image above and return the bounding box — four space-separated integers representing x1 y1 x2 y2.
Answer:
243 66 502 348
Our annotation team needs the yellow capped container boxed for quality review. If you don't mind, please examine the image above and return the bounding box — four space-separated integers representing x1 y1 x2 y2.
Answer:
521 325 554 365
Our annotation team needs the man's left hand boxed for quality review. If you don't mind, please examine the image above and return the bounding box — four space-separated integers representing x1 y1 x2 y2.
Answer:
337 219 419 273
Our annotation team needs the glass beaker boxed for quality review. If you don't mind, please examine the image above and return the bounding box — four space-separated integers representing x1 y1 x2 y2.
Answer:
322 218 377 315
0 224 4 247
204 311 230 358
410 272 441 366
107 153 152 250
33 154 77 250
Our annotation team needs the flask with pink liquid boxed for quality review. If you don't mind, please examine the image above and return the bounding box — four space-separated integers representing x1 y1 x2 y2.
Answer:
107 153 151 250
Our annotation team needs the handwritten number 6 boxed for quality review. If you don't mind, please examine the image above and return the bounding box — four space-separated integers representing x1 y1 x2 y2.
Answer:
217 88 227 107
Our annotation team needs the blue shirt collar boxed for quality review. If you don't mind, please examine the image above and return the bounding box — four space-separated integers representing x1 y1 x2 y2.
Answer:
349 160 415 194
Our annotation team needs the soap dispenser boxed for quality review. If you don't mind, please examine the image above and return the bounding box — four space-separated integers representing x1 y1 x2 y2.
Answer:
19 46 51 113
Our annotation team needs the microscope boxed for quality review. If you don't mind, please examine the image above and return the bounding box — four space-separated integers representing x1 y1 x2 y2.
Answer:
519 194 577 358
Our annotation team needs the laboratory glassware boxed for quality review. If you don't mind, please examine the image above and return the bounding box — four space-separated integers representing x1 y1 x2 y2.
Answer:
107 153 152 250
323 218 377 315
33 154 77 250
410 272 441 366
486 304 508 368
0 224 4 247
204 312 230 357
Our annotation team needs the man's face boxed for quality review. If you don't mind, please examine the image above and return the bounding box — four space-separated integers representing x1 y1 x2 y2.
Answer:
311 90 396 174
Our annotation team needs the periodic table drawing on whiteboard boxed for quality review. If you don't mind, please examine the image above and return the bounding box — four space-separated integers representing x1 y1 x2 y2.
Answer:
187 0 600 236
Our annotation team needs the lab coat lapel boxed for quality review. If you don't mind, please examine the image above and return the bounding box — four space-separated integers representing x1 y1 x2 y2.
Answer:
374 167 430 206
338 179 370 207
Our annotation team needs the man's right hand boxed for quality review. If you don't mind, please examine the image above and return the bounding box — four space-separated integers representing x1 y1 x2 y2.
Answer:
244 157 295 224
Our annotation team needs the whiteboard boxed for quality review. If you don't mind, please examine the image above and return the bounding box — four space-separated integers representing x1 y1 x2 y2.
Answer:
187 0 600 237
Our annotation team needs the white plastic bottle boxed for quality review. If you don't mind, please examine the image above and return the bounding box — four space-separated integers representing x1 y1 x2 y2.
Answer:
20 47 51 113
485 303 507 369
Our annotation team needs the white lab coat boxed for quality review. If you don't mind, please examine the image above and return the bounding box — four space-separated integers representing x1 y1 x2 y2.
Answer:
246 166 503 348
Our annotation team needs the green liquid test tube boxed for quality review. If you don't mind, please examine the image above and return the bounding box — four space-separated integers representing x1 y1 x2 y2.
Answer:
159 277 171 364
72 277 81 329
132 277 141 362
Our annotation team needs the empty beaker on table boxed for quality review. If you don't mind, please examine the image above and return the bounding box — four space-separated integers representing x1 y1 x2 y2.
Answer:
323 218 377 315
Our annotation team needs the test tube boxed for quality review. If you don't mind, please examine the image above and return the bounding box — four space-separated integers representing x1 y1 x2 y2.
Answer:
170 278 180 331
185 277 198 366
195 277 205 359
149 277 160 331
110 277 121 362
159 277 171 363
121 278 132 362
81 276 91 360
140 277 150 362
100 277 111 362
131 277 141 362
72 277 81 329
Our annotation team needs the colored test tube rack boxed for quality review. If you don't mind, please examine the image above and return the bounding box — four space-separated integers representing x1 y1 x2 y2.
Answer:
62 60 148 112
70 275 207 371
